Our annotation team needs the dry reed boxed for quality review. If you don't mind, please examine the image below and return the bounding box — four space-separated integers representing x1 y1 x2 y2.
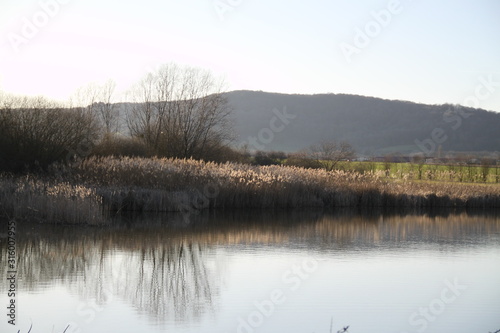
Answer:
1 156 499 224
0 176 106 224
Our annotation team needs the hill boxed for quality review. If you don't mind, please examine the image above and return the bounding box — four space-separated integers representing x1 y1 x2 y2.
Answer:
226 91 500 155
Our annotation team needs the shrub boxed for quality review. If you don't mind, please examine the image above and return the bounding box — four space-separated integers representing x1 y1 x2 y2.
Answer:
284 152 322 169
253 151 283 166
0 95 99 172
91 134 152 158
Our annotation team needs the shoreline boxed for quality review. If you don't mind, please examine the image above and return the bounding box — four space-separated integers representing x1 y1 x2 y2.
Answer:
1 156 499 224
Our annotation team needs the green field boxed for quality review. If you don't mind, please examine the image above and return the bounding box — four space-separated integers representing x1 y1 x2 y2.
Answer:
333 161 500 184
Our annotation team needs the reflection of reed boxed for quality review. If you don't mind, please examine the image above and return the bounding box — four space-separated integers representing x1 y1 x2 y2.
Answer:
305 212 500 248
148 210 500 247
0 210 499 325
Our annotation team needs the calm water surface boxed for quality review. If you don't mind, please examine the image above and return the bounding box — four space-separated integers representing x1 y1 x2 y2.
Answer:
1 210 499 333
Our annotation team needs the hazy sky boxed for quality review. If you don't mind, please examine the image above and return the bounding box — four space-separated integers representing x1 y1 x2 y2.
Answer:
1 0 499 111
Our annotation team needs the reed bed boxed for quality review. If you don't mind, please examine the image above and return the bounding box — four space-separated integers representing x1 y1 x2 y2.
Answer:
0 176 106 224
63 156 500 210
1 156 500 224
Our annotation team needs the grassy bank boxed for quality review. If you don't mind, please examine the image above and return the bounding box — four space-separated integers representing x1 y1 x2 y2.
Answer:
1 156 499 224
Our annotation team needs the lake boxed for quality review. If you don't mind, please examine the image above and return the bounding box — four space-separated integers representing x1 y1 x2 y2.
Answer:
1 210 499 333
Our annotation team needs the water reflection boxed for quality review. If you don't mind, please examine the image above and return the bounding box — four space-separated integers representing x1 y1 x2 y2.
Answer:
6 224 219 324
1 209 499 327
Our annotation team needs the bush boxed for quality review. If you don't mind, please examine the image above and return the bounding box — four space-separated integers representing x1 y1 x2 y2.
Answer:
253 151 284 166
284 152 322 169
0 95 99 172
200 144 251 164
91 134 152 158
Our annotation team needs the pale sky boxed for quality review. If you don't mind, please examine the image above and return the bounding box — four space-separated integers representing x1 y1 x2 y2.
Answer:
1 0 499 111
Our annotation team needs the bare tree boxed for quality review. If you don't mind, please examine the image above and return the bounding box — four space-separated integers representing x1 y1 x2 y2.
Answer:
71 80 120 134
126 72 158 150
309 141 355 171
127 64 232 160
96 79 119 133
70 82 100 111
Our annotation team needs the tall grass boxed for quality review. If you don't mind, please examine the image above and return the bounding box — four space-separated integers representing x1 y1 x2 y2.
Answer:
0 176 106 224
1 156 499 224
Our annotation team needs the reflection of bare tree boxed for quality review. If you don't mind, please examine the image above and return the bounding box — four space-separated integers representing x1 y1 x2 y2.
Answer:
1 210 499 325
108 241 216 321
0 224 219 324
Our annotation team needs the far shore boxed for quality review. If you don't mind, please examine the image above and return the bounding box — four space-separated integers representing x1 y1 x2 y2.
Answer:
1 156 499 225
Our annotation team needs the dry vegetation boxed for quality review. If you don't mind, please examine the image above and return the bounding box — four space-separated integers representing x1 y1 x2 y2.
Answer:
1 156 499 224
0 176 105 224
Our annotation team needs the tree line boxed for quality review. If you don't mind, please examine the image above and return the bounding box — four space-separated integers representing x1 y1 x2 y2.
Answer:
0 64 235 172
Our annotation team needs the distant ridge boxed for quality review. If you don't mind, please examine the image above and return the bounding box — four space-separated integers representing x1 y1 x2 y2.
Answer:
225 90 500 155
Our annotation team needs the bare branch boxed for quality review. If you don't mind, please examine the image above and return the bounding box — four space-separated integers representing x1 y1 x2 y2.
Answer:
126 63 232 160
310 140 355 171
